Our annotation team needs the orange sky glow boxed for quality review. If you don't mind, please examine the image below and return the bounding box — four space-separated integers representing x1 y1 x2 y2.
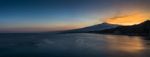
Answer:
105 12 149 26
105 3 150 26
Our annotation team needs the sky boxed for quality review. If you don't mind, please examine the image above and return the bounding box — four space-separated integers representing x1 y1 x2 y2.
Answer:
0 0 150 33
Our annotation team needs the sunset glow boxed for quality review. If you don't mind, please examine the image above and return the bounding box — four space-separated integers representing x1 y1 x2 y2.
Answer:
105 10 150 26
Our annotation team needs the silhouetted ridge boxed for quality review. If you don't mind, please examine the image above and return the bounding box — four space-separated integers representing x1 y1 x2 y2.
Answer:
61 20 150 37
62 23 117 33
99 20 150 36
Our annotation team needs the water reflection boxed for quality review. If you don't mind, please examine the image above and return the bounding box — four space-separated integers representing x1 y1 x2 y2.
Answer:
103 35 148 57
0 33 149 57
37 33 149 57
105 35 145 53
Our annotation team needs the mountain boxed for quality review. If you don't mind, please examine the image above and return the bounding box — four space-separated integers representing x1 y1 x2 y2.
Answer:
99 20 150 36
62 23 117 33
62 20 150 36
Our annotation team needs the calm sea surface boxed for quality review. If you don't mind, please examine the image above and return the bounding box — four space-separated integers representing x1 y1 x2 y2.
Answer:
0 33 149 57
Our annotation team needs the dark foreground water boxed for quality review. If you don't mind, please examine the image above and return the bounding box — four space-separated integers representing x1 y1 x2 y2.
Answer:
0 33 149 57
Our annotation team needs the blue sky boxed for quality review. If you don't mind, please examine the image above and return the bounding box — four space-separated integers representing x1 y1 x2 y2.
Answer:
0 0 149 32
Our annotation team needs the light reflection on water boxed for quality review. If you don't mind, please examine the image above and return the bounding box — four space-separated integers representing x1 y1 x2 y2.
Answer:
36 33 150 57
104 35 147 57
0 33 149 57
105 35 145 53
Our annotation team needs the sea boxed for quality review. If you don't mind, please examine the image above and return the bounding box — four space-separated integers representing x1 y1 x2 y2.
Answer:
0 33 149 57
